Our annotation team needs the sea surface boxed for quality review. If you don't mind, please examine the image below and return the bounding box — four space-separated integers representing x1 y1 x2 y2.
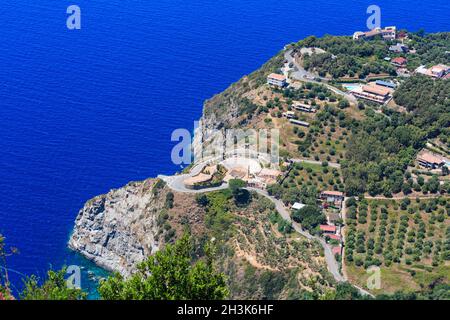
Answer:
0 0 449 297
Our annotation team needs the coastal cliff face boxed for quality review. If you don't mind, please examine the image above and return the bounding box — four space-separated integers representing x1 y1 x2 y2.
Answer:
67 45 335 297
69 178 207 277
68 179 163 276
200 50 285 132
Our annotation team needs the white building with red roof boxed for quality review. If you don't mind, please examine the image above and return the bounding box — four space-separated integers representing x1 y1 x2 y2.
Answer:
349 83 393 104
417 152 446 169
321 190 344 203
415 64 450 79
353 26 396 40
267 73 287 87
320 224 337 233
391 57 407 67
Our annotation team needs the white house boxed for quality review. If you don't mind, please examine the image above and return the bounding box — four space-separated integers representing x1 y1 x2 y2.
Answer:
292 202 306 211
267 73 287 87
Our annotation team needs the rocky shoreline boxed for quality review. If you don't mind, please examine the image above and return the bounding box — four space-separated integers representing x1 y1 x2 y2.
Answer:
68 179 162 276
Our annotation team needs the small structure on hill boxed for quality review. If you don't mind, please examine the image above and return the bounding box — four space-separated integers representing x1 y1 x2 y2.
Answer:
349 83 393 104
415 64 450 79
293 102 316 113
321 190 344 204
267 73 287 87
320 224 337 234
289 119 310 127
389 43 409 53
391 57 407 68
292 202 306 211
353 26 396 40
416 151 446 169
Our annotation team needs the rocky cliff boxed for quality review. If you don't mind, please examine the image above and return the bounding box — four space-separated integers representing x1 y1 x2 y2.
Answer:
68 177 207 277
67 46 292 280
68 179 163 276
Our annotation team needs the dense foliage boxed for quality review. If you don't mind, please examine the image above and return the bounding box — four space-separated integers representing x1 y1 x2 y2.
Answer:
405 32 450 69
342 76 449 197
393 76 450 147
20 269 87 300
0 235 14 300
297 35 396 78
291 205 326 232
98 234 229 300
228 178 251 205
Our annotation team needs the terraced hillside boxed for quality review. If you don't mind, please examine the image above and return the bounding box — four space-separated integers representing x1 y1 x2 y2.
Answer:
344 197 450 294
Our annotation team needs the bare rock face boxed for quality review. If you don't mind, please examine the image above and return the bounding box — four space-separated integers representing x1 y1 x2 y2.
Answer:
68 179 163 277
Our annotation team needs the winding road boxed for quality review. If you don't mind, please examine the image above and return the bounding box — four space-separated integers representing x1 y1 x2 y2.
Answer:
160 164 345 282
246 187 345 283
284 49 358 104
161 163 373 296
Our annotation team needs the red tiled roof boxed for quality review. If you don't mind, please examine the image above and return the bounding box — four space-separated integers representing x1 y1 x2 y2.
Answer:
418 152 444 165
332 246 342 255
320 225 337 232
321 190 344 197
328 234 341 240
431 64 449 73
362 84 391 96
268 73 286 81
392 57 407 65
365 29 380 37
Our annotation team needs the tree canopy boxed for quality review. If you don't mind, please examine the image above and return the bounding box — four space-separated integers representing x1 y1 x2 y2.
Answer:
291 205 326 232
98 234 229 300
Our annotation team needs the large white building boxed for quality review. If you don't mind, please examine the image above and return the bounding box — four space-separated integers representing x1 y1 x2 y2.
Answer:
349 83 393 104
267 73 287 87
353 26 396 40
415 64 450 79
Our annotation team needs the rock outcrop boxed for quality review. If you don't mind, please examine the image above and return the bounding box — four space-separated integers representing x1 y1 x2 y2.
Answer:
68 179 163 276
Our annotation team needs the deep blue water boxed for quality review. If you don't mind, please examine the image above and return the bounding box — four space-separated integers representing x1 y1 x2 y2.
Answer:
0 0 449 297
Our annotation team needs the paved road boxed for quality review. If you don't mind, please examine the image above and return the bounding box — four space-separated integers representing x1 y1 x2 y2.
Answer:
246 187 346 283
160 166 346 282
284 49 358 104
160 144 371 294
159 173 229 194
250 188 374 297
290 158 341 169
162 171 373 296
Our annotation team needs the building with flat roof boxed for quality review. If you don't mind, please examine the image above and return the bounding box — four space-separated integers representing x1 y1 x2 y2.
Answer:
350 83 393 104
293 102 316 113
320 224 337 233
289 119 310 127
375 80 397 88
389 43 409 53
391 57 407 67
353 26 396 40
321 190 344 202
267 73 287 87
431 64 450 78
415 64 450 79
292 202 306 211
282 111 296 119
417 152 446 169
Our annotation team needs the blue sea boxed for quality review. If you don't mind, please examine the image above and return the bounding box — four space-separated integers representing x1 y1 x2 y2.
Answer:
0 0 449 297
